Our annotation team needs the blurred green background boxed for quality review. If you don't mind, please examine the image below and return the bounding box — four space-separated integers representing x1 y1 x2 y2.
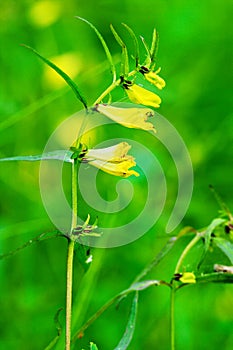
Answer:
0 0 232 349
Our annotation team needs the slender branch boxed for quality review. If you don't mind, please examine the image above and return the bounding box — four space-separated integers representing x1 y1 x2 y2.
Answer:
93 79 121 105
174 233 201 274
93 69 137 105
71 294 119 342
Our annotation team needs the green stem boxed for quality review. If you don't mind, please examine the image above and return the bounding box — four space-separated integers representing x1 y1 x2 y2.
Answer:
174 233 201 274
93 69 137 105
66 239 75 350
94 79 121 105
170 287 176 350
66 160 78 350
71 160 78 229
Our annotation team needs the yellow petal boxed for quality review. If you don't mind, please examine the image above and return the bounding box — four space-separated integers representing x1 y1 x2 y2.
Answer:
179 272 196 284
89 159 139 178
96 104 156 133
145 71 166 90
125 84 161 108
87 142 134 163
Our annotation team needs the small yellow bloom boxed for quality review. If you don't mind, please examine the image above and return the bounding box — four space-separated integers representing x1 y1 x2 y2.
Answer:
179 272 196 284
95 104 156 133
83 142 139 178
124 83 161 108
144 68 166 90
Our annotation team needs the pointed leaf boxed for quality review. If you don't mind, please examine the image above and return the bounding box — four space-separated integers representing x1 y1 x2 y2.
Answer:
122 23 139 68
0 150 73 163
140 36 151 66
196 272 233 284
125 279 167 293
22 44 88 109
198 218 225 268
0 230 62 261
76 17 116 83
114 292 138 350
213 237 233 264
110 24 129 77
150 28 159 69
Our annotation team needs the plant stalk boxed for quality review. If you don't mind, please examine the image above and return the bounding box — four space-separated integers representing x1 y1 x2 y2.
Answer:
65 160 78 350
170 286 176 350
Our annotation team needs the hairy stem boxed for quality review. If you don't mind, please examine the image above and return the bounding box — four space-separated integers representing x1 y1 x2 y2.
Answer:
66 160 78 349
66 239 75 350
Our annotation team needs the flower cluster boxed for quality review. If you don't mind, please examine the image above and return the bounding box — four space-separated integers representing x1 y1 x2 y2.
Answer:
70 25 166 178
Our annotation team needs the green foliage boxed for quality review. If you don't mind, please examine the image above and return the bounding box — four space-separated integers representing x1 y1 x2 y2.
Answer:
0 1 232 350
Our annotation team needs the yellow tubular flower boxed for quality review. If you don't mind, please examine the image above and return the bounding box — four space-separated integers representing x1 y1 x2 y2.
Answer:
83 142 139 178
95 104 156 133
139 66 166 90
144 68 166 90
124 83 162 108
87 142 133 162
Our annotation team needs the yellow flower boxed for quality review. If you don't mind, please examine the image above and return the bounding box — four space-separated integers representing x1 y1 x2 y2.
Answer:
179 272 196 284
145 69 166 90
83 142 139 178
123 83 161 108
95 104 156 133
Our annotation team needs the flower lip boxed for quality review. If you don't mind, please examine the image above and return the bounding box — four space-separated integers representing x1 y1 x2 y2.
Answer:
80 142 139 178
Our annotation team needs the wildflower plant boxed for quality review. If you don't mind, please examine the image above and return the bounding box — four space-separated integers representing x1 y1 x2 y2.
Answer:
1 17 233 350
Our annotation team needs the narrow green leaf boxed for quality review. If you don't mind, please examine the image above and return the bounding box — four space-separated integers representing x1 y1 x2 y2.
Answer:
71 277 168 344
0 150 73 163
0 230 63 261
110 24 129 77
196 272 233 284
22 44 88 109
76 17 116 83
114 292 138 350
198 218 225 268
213 237 233 264
150 28 159 69
122 23 139 68
140 35 151 66
125 279 168 293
